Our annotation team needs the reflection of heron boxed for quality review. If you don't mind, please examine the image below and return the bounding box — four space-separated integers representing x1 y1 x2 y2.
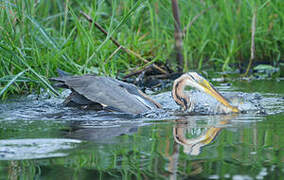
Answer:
50 72 238 114
173 116 234 156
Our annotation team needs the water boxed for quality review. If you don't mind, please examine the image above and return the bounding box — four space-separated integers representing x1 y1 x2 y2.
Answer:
0 79 283 179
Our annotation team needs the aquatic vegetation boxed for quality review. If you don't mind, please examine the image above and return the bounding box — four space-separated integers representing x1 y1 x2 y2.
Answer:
0 0 283 96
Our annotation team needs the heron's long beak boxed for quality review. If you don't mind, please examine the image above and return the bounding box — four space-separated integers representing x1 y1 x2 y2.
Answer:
199 80 239 113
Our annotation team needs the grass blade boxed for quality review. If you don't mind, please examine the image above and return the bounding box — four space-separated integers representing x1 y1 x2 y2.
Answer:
0 44 59 96
0 69 27 97
96 0 144 51
26 15 80 69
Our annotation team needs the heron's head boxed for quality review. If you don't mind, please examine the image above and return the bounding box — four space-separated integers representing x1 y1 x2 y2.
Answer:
172 72 239 113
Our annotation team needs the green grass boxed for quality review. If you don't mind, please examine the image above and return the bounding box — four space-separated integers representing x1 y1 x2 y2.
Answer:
0 0 283 98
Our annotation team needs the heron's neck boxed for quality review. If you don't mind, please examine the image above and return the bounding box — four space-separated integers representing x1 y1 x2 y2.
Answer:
172 79 190 110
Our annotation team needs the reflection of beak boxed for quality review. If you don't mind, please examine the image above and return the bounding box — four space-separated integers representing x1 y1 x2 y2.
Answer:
200 80 239 113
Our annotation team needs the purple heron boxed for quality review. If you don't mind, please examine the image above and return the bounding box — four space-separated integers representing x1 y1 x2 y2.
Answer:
50 72 238 114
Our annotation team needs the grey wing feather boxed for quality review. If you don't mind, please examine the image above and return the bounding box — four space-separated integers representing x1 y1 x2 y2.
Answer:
51 75 153 114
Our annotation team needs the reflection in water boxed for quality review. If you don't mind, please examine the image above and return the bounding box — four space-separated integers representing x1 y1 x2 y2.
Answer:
8 161 20 180
0 138 81 160
173 115 235 156
0 112 283 179
167 115 237 179
64 120 139 143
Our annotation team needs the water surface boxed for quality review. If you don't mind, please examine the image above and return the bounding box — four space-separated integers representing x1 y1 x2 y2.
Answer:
0 79 283 179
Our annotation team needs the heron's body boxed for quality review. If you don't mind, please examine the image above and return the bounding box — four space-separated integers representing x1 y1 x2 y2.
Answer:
50 72 239 115
50 75 161 114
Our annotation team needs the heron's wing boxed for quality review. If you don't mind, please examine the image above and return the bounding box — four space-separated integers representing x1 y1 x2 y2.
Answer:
106 78 162 108
50 75 155 114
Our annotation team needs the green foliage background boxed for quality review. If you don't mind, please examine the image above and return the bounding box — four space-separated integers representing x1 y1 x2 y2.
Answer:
0 0 283 97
